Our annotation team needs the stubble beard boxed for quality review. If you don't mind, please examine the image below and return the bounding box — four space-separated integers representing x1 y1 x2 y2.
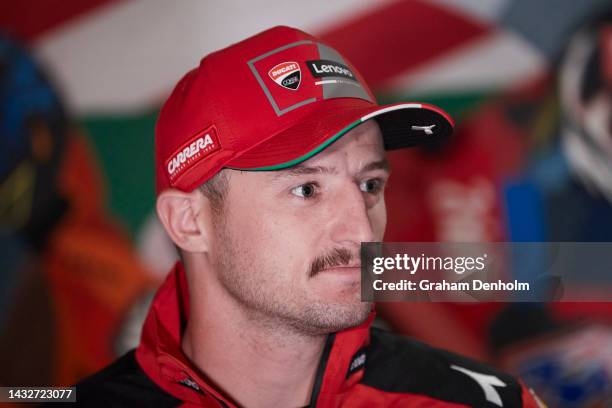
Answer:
212 219 371 337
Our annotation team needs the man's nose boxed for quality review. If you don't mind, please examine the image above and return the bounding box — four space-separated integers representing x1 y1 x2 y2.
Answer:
329 185 375 247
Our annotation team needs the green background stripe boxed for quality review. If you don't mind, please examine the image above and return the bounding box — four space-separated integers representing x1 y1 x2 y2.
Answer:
80 111 158 238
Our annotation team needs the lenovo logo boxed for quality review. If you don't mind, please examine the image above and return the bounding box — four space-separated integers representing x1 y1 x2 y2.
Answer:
306 59 356 80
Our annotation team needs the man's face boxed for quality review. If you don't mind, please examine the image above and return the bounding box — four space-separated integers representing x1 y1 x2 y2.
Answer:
209 120 388 335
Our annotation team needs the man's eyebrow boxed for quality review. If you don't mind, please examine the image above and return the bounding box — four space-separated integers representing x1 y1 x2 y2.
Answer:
360 159 390 174
271 158 390 181
271 164 338 180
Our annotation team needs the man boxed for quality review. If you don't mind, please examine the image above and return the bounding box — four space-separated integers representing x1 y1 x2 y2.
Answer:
74 26 543 407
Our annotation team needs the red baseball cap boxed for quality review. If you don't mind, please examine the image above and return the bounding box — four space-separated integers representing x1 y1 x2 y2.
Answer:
155 26 454 193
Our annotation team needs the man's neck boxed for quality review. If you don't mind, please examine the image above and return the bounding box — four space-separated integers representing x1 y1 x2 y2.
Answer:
181 275 326 408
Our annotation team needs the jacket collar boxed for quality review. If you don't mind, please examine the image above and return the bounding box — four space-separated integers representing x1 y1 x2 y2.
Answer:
135 262 373 407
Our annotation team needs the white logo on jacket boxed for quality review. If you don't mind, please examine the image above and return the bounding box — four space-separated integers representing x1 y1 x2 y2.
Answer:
450 365 507 407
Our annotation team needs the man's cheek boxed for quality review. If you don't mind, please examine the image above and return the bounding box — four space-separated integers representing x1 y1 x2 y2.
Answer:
248 220 297 259
371 200 387 240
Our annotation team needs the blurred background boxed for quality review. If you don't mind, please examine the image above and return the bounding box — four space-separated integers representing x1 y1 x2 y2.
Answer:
2 0 612 406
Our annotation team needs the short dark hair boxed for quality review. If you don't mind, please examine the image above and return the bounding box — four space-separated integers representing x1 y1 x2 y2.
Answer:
198 170 229 214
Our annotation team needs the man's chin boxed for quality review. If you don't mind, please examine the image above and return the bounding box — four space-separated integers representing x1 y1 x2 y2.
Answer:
297 300 372 335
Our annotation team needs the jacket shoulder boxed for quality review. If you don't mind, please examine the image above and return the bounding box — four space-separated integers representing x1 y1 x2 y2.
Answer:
46 350 181 407
363 328 530 407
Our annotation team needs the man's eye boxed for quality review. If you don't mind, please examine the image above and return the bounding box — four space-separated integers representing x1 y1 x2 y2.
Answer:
360 179 382 194
291 183 318 198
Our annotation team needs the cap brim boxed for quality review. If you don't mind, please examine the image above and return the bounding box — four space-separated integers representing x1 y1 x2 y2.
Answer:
227 99 454 171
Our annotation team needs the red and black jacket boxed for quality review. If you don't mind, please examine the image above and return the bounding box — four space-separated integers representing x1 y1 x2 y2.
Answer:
71 263 544 407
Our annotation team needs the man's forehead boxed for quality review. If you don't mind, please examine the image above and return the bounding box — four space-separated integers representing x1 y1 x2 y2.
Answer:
331 119 383 148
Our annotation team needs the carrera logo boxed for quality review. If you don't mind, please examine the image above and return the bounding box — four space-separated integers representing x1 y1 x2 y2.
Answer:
306 59 356 81
165 125 221 182
268 61 301 90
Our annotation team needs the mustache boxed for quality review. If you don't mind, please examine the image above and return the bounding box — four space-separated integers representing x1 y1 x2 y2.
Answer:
308 248 358 277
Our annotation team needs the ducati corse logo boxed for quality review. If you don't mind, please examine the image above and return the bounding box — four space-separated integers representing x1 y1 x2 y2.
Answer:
268 61 301 90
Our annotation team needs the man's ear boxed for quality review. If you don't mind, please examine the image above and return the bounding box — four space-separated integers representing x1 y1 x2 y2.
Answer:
156 188 211 254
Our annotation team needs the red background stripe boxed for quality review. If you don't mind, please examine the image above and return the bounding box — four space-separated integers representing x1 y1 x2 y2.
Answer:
319 0 492 89
0 0 121 43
